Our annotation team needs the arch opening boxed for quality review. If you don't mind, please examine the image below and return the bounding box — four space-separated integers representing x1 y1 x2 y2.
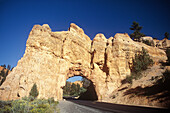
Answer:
62 76 98 101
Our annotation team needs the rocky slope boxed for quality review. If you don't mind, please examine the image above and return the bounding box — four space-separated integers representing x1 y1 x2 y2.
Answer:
107 65 170 108
0 23 167 102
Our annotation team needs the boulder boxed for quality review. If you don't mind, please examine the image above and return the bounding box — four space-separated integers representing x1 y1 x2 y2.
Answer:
140 36 153 42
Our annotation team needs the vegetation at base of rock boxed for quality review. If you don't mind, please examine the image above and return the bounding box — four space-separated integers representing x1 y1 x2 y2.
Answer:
0 83 59 113
130 21 145 41
29 83 39 98
142 40 154 46
125 47 153 84
0 97 59 113
133 47 153 73
63 81 87 97
124 74 134 84
166 48 170 65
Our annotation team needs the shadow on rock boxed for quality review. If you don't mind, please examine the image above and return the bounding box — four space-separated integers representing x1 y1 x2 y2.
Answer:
124 70 170 108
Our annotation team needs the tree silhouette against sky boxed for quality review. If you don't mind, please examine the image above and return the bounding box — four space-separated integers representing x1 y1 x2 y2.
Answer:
130 21 145 42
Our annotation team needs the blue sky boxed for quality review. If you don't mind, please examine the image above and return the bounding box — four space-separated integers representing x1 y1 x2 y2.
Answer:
0 0 170 82
67 76 82 82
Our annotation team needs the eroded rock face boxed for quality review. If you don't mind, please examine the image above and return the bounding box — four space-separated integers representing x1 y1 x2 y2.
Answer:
153 38 170 49
0 23 167 101
140 36 153 42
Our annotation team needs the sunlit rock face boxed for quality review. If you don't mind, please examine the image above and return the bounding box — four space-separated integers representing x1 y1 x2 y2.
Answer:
140 36 153 42
0 23 167 101
153 38 170 49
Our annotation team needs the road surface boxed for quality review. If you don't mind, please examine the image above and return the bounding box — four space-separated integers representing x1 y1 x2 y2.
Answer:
58 100 169 113
58 100 112 113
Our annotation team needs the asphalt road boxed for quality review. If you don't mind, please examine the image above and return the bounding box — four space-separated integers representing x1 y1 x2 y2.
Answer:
58 99 169 113
58 100 112 113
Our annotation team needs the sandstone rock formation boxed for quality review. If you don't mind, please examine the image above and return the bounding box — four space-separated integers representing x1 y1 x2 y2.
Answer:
0 23 167 101
71 81 83 88
140 36 153 42
153 38 170 49
140 36 170 49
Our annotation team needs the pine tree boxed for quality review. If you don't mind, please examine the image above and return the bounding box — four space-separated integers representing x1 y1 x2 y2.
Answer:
29 83 39 98
0 69 5 86
0 69 5 77
130 21 145 41
1 64 6 68
164 32 169 39
0 69 9 86
76 84 80 95
63 81 72 95
70 83 76 95
66 82 71 95
7 65 11 70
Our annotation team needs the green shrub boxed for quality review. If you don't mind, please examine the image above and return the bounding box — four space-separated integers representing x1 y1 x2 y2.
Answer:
142 40 154 46
47 97 58 105
0 97 59 113
125 47 153 84
11 99 30 113
63 81 84 97
125 75 133 84
0 100 12 113
22 96 34 102
125 72 142 84
0 105 11 113
30 103 52 113
132 47 153 73
29 83 39 99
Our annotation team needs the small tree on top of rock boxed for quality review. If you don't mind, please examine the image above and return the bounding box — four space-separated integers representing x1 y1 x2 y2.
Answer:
130 21 145 41
1 64 6 68
7 65 11 70
29 83 39 98
164 32 169 39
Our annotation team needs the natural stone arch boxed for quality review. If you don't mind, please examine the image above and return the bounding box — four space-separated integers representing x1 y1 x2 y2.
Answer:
0 23 167 101
64 66 98 100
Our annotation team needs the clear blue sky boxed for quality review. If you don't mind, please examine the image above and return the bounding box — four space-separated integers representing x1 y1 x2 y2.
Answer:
0 0 170 70
67 76 82 82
